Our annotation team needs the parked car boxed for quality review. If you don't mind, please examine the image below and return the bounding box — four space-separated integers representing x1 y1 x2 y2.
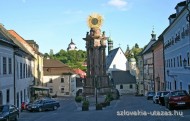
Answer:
0 104 19 121
27 99 60 112
146 91 155 100
164 90 190 110
158 91 169 106
153 91 161 104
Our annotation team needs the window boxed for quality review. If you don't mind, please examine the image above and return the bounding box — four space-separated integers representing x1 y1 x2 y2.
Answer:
49 78 53 83
3 57 7 74
171 59 172 67
173 58 175 67
180 82 182 90
120 84 123 89
174 81 176 90
6 89 10 103
129 84 133 89
61 78 64 83
180 55 182 67
17 62 19 79
61 88 64 93
188 52 190 66
170 82 171 90
20 63 22 79
177 56 179 67
8 58 12 74
50 88 53 93
23 64 25 78
26 64 28 78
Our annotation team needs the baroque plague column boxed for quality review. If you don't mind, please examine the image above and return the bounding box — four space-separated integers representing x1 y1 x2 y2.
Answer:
83 13 110 95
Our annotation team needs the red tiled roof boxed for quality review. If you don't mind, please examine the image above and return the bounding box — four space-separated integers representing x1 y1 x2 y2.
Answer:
73 68 86 78
8 30 35 52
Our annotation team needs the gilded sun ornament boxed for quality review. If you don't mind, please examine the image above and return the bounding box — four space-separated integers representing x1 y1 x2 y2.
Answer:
87 13 103 29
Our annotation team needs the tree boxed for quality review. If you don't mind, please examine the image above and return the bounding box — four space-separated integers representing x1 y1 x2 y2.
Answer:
47 49 87 71
135 43 139 48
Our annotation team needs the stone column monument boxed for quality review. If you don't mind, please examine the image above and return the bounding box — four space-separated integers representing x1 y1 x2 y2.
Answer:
83 13 110 95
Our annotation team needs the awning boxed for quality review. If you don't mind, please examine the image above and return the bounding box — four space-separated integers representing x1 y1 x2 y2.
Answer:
31 86 50 91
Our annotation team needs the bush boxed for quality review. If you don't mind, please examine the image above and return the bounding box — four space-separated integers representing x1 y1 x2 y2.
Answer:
105 93 114 102
75 96 83 103
82 100 89 111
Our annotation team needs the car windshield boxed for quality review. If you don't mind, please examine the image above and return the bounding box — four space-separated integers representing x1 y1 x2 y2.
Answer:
0 105 9 113
171 91 188 96
163 92 169 95
33 100 43 104
148 92 155 95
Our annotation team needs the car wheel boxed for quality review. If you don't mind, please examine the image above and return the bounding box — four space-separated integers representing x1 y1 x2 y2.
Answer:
6 117 9 121
167 103 173 110
38 107 42 112
15 114 19 121
53 106 58 110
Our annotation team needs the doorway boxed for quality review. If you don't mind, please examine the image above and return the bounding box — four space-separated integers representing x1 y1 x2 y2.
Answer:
0 91 2 105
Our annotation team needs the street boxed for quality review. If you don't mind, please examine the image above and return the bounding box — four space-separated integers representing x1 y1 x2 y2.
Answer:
18 95 190 121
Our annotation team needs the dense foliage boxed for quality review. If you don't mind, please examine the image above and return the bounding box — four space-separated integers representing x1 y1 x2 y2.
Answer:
125 43 143 62
44 49 87 71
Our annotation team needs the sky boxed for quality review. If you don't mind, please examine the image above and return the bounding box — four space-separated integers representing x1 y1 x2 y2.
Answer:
0 0 185 54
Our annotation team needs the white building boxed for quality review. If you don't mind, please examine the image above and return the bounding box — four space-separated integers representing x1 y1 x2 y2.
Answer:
0 25 34 108
67 39 78 51
163 1 190 93
106 47 129 74
0 26 16 105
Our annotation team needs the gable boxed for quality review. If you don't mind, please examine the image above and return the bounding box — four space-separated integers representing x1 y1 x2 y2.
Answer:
106 47 127 71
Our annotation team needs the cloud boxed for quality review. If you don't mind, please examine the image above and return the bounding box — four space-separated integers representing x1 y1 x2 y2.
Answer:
107 0 128 11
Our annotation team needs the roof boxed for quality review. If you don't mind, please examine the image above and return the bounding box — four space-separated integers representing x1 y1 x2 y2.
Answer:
112 71 136 85
175 1 186 9
73 68 86 78
8 30 35 54
142 39 156 54
0 25 17 46
43 59 75 75
106 47 120 70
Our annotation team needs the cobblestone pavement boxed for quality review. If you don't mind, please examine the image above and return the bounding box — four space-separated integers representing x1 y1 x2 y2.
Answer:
18 95 190 121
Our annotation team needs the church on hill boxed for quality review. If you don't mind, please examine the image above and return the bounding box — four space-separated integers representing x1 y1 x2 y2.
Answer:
67 38 78 51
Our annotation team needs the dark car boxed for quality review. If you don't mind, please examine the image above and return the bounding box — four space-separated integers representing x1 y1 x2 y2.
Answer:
164 90 190 110
146 91 155 100
0 104 19 121
158 91 169 106
27 99 60 112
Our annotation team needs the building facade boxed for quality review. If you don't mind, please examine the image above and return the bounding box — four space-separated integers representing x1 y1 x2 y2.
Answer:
152 35 165 92
0 25 34 108
164 1 190 92
142 30 156 95
43 59 77 96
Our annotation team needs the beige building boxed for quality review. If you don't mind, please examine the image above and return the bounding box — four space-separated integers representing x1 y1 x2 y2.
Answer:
43 59 77 96
142 30 156 95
